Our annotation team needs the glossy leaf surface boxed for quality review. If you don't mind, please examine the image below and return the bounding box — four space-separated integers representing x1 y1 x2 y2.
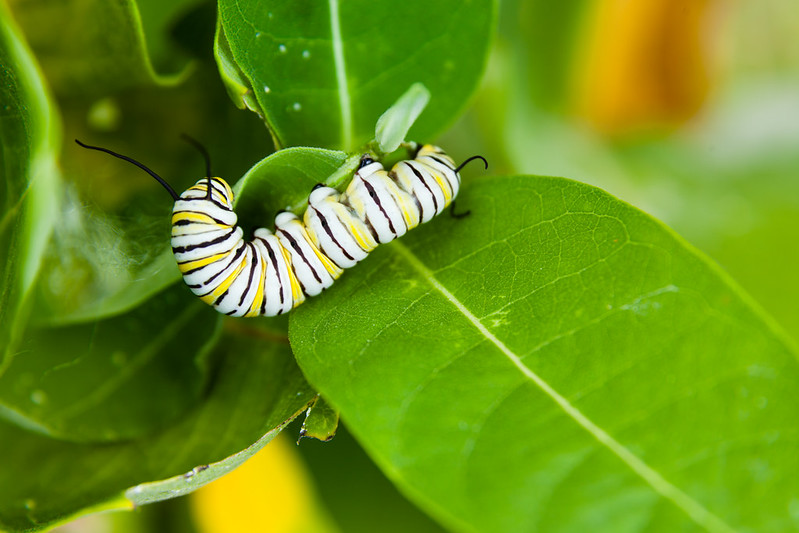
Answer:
291 175 799 532
216 0 495 150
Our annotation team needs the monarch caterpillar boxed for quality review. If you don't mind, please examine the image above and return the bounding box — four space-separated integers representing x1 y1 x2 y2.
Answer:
76 139 487 317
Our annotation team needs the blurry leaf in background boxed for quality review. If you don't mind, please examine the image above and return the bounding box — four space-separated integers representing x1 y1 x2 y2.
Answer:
216 0 495 150
0 0 62 384
135 0 209 72
298 424 447 533
0 317 316 532
190 434 338 533
721 0 799 76
0 285 219 442
515 0 591 113
6 0 191 97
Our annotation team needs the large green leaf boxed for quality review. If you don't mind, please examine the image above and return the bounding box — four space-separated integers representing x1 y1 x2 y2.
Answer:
216 0 496 150
0 318 316 532
0 1 61 381
290 175 799 532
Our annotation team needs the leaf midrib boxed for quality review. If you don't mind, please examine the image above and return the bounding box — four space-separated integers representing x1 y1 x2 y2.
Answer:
327 0 352 150
390 240 736 533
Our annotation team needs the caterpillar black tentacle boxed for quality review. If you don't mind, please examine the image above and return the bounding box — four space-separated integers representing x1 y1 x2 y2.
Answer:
75 139 180 201
179 134 214 200
77 139 486 317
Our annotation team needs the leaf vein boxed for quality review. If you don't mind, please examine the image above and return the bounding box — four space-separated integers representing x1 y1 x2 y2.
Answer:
391 241 737 533
328 0 352 149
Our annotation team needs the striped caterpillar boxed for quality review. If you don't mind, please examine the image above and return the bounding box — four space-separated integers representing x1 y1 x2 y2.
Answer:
76 140 486 317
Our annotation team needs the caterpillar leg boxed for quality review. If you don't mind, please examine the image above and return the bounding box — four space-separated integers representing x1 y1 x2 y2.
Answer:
448 201 471 219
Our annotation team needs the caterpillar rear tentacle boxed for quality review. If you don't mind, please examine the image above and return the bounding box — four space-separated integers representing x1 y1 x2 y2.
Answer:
76 139 487 317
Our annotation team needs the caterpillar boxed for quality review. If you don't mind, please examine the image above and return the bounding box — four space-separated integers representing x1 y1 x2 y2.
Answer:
76 139 486 317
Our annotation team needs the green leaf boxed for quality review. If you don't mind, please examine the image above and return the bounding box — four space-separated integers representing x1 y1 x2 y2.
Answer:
0 284 219 442
290 175 799 532
213 16 262 117
135 0 208 71
0 318 316 532
7 0 189 96
233 146 358 228
375 83 431 154
0 1 61 377
36 248 181 327
216 0 496 150
299 396 339 442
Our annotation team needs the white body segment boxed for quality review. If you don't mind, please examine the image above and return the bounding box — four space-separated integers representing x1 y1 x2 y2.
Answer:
305 186 377 269
275 211 342 297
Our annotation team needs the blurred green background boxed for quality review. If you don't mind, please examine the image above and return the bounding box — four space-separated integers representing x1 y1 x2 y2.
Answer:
10 0 796 530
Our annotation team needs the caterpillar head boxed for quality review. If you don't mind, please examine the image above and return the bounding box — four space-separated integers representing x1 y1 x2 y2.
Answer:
354 154 384 181
172 177 238 229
